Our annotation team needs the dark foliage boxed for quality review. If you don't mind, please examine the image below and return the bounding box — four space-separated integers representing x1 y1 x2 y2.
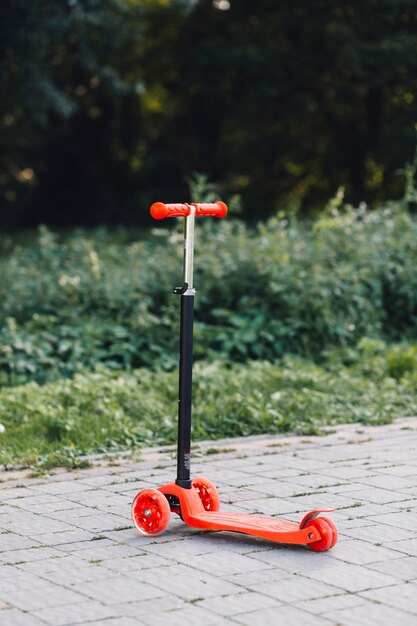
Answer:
1 0 417 227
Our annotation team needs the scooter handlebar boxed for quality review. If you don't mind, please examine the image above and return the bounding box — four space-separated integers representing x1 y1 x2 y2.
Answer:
150 201 228 220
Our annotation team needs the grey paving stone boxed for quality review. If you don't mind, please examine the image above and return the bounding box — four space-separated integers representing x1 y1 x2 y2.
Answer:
321 601 417 626
0 533 40 553
342 486 413 505
313 466 378 481
75 618 143 626
67 512 130 532
30 529 96 546
31 481 95 495
343 523 415 544
225 567 288 588
321 538 406 565
383 537 417 557
70 541 139 562
5 581 87 611
173 551 274 577
45 507 93 521
375 464 417 477
196 533 278 553
237 573 342 603
232 604 333 626
0 608 47 625
355 474 416 491
391 499 417 513
337 517 377 529
239 546 337 573
104 527 181 546
71 576 164 605
366 555 417 580
0 546 64 565
95 553 170 573
129 564 243 600
303 561 398 592
8 494 61 509
56 538 115 552
222 474 297 488
341 502 399 518
0 504 21 516
401 486 417 498
0 567 34 592
22 500 85 516
239 479 307 498
222 489 270 503
31 600 116 625
2 512 76 536
140 537 214 557
0 487 40 501
112 595 184 618
236 497 302 516
196 591 280 617
359 581 417 614
135 604 228 626
294 591 367 615
262 492 360 512
17 555 111 585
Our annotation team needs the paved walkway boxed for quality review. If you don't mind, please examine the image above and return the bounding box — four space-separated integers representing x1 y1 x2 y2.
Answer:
1 419 417 626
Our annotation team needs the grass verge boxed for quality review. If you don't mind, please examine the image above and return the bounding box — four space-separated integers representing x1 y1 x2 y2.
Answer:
1 338 417 471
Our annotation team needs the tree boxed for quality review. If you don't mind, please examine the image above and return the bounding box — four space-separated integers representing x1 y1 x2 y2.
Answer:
158 0 417 214
0 0 146 225
1 0 417 227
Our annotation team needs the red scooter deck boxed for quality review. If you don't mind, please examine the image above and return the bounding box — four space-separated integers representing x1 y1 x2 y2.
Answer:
157 482 329 545
183 511 318 543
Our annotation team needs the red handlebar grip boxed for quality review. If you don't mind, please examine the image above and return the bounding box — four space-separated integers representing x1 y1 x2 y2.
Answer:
150 201 228 220
150 203 190 220
195 201 228 218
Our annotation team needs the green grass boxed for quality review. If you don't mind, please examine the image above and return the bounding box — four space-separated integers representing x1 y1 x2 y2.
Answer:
1 339 416 471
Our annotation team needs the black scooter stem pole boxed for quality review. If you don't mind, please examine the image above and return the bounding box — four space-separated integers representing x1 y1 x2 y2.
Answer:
175 206 196 489
176 294 194 488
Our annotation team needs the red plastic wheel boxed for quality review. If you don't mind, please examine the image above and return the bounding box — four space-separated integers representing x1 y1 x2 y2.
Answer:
192 477 221 512
131 489 171 536
307 517 333 552
320 516 338 548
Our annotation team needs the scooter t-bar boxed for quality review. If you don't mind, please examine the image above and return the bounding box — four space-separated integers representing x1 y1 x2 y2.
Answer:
150 201 228 488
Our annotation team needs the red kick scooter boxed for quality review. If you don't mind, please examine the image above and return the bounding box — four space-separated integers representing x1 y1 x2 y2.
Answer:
131 201 338 551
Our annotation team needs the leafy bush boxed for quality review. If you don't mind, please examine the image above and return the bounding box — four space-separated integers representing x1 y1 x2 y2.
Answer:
1 341 417 471
1 205 417 385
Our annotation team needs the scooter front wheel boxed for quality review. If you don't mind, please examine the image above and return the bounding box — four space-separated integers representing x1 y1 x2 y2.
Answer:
192 477 221 512
131 489 171 536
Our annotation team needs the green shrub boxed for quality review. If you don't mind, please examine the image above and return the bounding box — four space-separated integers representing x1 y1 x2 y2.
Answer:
386 345 417 380
1 205 417 385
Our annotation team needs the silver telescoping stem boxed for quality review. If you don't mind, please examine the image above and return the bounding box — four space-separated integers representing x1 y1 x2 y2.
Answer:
183 204 196 295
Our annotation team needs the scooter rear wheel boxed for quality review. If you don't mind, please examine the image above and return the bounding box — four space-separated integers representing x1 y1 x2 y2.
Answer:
320 516 338 548
192 477 221 512
306 517 334 552
131 489 171 536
